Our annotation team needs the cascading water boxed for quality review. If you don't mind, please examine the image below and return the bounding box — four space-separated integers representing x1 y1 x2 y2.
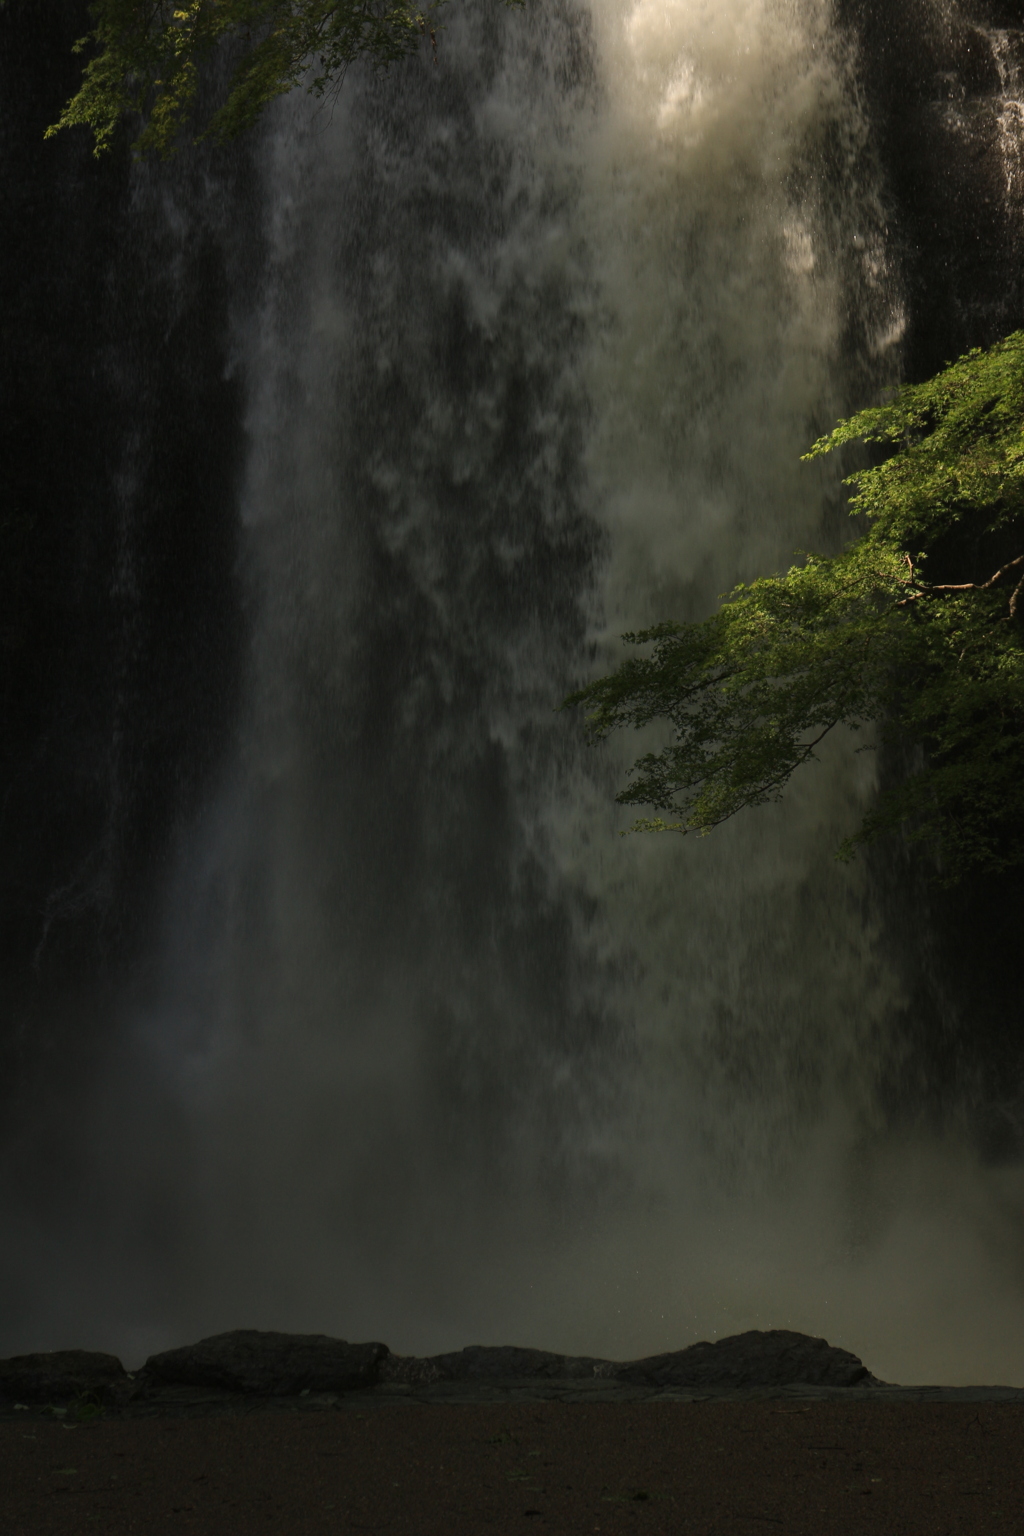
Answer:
5 0 1024 1383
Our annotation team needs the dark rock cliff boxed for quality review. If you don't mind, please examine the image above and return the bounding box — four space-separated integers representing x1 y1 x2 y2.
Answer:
0 2 250 1110
840 0 1024 1154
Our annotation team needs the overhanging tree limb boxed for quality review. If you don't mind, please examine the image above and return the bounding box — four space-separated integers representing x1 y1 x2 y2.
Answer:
564 332 1024 883
46 0 515 157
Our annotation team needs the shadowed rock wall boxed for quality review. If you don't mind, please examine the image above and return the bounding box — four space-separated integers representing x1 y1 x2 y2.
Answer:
0 2 250 1114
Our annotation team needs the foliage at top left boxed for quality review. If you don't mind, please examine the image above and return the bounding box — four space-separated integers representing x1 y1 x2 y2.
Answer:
46 0 448 156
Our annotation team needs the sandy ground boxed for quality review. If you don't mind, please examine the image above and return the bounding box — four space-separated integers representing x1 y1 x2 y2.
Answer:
3 1398 1024 1535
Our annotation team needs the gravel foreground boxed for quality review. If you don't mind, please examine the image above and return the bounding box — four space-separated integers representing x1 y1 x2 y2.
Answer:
4 1398 1024 1535
5 1376 1024 1419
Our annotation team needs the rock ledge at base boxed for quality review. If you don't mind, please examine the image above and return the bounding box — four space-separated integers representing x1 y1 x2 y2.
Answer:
378 1329 873 1390
0 1327 878 1408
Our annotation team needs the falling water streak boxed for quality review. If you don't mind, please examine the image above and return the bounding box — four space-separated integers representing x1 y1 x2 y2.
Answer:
989 28 1024 214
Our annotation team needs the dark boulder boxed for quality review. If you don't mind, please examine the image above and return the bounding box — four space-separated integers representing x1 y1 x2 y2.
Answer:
0 1349 128 1403
142 1330 388 1395
381 1329 872 1390
616 1329 872 1389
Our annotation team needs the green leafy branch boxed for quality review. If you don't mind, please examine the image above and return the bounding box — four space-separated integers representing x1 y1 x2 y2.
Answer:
565 332 1024 883
46 0 452 157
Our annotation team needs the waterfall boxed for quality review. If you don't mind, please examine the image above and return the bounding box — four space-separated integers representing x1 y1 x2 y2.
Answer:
139 0 905 1364
5 0 1024 1384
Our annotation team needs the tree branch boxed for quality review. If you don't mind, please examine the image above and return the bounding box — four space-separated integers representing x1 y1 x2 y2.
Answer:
896 552 1024 610
925 552 1024 594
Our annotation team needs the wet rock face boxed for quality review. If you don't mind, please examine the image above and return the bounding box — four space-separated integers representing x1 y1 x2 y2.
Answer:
1 1329 874 1408
0 1350 129 1403
842 0 1024 374
141 1331 389 1395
